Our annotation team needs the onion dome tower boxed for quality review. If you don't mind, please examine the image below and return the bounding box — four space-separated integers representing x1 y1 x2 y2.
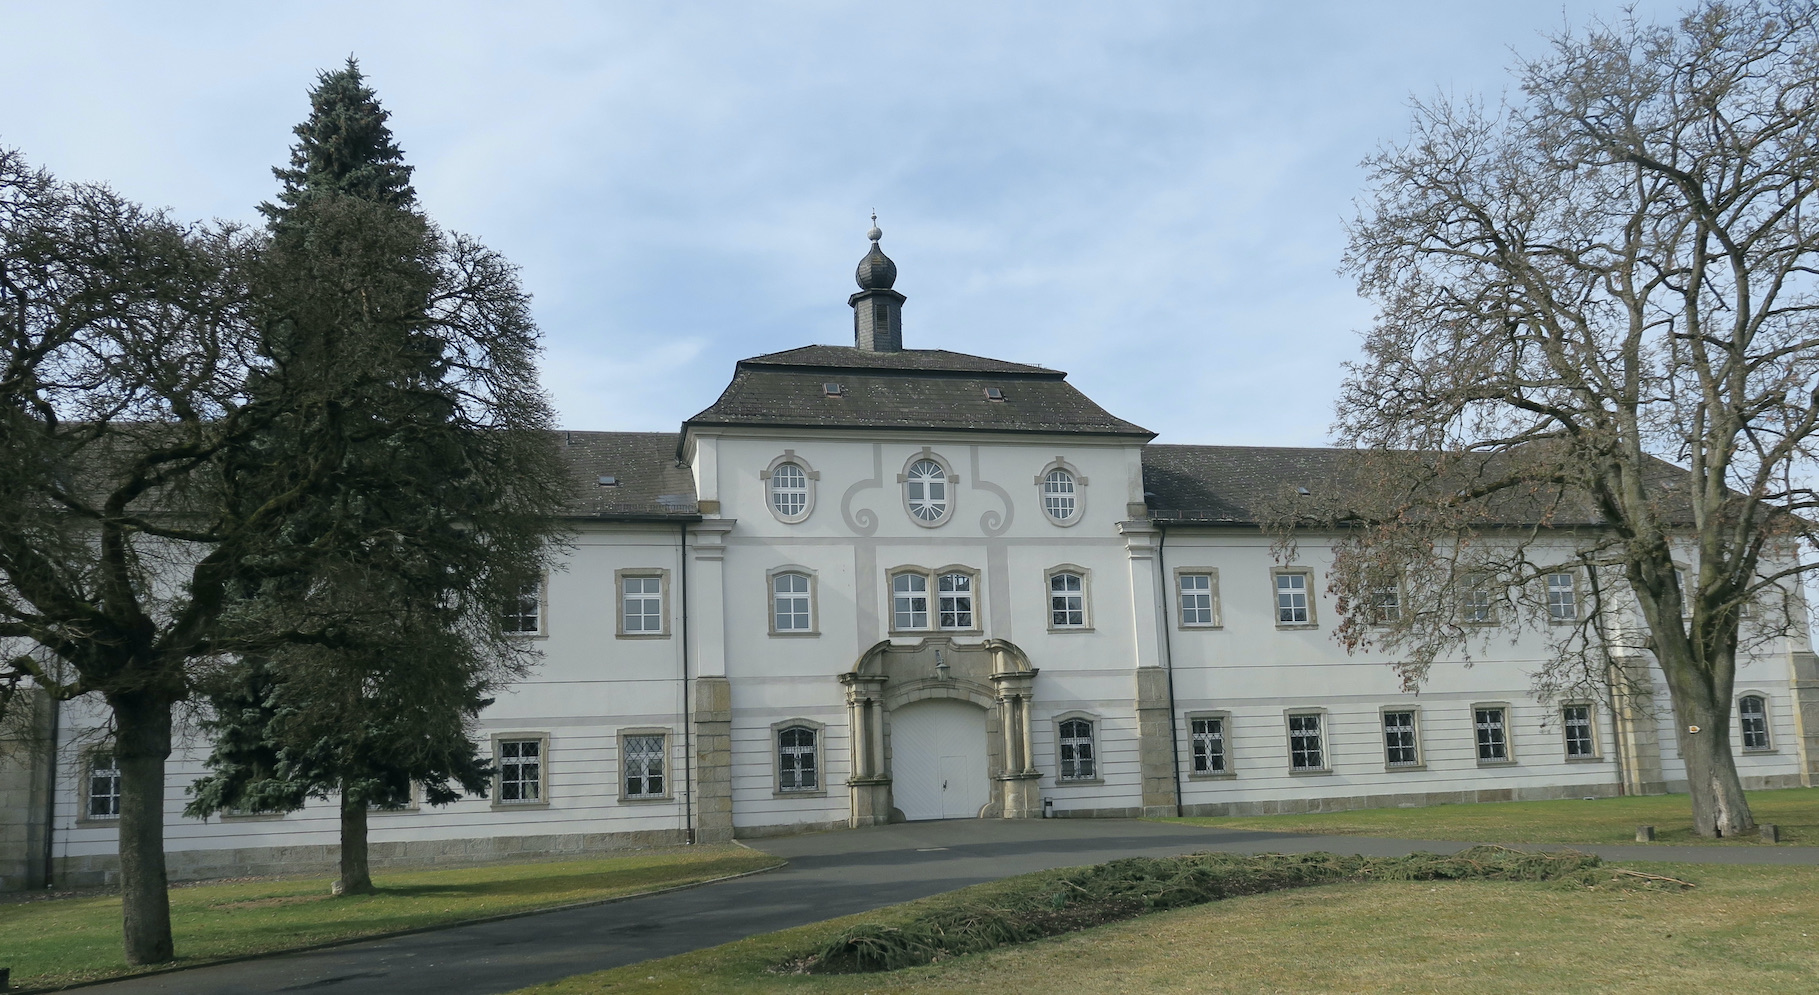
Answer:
850 215 905 352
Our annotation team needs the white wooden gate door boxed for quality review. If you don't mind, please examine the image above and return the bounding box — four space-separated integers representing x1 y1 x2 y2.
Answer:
890 699 989 821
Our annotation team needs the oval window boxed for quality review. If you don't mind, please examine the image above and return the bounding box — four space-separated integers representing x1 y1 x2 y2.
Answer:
905 459 948 522
770 462 808 518
1043 468 1077 522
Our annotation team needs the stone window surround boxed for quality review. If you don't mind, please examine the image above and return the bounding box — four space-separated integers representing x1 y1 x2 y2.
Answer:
1271 566 1318 629
887 563 984 635
1034 456 1088 527
1559 700 1605 762
1543 570 1580 625
1044 563 1094 632
760 450 820 524
771 718 829 798
615 568 672 639
1472 702 1517 766
1184 709 1235 780
767 564 820 637
1459 574 1499 626
618 726 675 803
1284 708 1331 775
504 571 549 640
1051 709 1104 786
1379 705 1425 771
491 732 550 809
1737 691 1776 753
896 447 959 528
75 747 122 825
1173 567 1222 629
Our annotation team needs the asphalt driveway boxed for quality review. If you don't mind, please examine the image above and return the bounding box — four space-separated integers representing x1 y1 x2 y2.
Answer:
67 819 1819 995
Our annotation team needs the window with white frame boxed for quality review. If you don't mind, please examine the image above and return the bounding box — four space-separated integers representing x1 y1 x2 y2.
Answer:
773 571 812 632
1382 710 1418 767
892 572 929 630
1190 716 1227 773
1370 581 1401 624
904 458 949 523
778 726 818 792
1042 468 1078 523
1545 572 1577 621
1287 713 1325 770
937 572 974 629
87 753 122 819
1739 694 1771 751
1058 718 1097 780
1474 707 1510 761
769 462 809 518
504 581 542 635
1276 571 1312 624
621 575 663 634
1462 579 1494 624
1049 571 1086 628
1178 573 1217 626
1562 703 1596 758
497 738 543 803
623 733 666 798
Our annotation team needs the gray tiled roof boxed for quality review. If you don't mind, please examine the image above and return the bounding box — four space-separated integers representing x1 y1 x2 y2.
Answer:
560 431 698 520
687 347 1153 438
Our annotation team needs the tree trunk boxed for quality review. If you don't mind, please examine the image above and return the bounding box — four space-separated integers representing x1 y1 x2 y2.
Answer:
1671 690 1756 837
111 691 174 966
333 781 374 895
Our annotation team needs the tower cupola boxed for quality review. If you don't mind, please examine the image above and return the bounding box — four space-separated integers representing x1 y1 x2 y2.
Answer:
850 217 905 352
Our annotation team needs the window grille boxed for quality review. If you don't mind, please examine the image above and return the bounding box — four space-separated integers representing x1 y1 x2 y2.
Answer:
1043 469 1077 522
1740 695 1771 751
1276 573 1310 624
1059 718 1096 780
893 573 929 629
773 572 811 631
1179 574 1214 625
1475 708 1509 761
1050 572 1086 627
1191 717 1226 773
622 576 663 633
778 726 818 791
624 734 666 798
769 462 809 517
88 753 122 819
1288 713 1324 770
938 572 974 629
1383 711 1418 766
498 739 542 803
1563 704 1595 757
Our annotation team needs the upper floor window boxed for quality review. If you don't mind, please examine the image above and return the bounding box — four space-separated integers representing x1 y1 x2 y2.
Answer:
938 572 975 629
1049 571 1087 628
1462 579 1495 624
622 575 663 633
1058 718 1097 780
1739 694 1771 751
773 571 813 633
778 725 818 792
1043 469 1077 523
87 753 122 819
1275 571 1312 625
504 580 543 636
1562 703 1596 758
1474 706 1510 762
1545 572 1578 621
893 572 930 630
770 463 808 517
905 459 949 523
1370 581 1401 624
1178 572 1218 627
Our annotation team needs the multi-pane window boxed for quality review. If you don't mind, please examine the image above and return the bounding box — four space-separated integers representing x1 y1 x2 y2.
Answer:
622 576 663 633
498 739 543 803
769 462 809 518
1463 581 1494 623
1191 716 1226 773
504 582 541 635
905 459 949 523
938 572 974 629
1370 583 1401 624
1288 713 1325 770
773 572 811 632
1050 572 1086 627
1043 469 1077 523
1740 695 1771 751
893 573 929 630
623 734 666 798
1475 707 1510 761
1382 711 1418 766
778 726 818 791
1276 572 1310 624
1179 573 1215 626
87 753 122 819
1546 573 1577 620
1562 704 1595 758
1058 718 1096 780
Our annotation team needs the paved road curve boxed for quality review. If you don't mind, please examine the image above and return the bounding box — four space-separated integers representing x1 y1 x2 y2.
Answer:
72 820 1819 995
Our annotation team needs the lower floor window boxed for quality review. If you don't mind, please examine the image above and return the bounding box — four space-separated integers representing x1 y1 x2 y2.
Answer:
1288 713 1325 770
1562 704 1595 758
1739 695 1771 751
1382 711 1418 766
88 753 122 819
1475 708 1509 761
778 726 818 791
1191 716 1226 773
624 734 666 798
1058 718 1096 780
498 739 543 803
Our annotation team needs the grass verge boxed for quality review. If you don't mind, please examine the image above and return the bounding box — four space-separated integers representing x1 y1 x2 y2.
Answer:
0 843 780 990
510 858 1819 995
1162 785 1819 845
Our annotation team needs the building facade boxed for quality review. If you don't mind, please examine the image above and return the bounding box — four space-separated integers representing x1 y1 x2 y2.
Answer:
5 228 1819 889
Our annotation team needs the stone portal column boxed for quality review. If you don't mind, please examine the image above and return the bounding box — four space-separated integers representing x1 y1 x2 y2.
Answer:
840 674 892 826
990 670 1040 818
1786 649 1819 787
1120 521 1178 818
1609 654 1667 796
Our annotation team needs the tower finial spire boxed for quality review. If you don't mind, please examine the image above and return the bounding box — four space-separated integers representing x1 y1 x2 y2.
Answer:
867 211 882 243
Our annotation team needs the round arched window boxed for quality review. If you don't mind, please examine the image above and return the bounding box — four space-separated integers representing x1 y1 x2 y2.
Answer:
770 462 809 518
905 459 949 523
1043 468 1077 522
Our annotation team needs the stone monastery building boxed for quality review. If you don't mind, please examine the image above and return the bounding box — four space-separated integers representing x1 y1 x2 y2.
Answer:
5 227 1818 888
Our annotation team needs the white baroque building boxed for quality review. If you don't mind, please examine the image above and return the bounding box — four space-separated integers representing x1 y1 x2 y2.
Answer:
4 228 1817 889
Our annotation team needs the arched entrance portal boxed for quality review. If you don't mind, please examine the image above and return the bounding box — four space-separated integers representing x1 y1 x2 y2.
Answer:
839 636 1040 826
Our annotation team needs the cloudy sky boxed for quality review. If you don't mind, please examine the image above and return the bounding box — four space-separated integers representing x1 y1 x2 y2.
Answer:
2 1 1681 445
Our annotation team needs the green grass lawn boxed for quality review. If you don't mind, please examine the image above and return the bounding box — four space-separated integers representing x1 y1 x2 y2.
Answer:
0 843 780 990
509 861 1819 995
1161 786 1819 846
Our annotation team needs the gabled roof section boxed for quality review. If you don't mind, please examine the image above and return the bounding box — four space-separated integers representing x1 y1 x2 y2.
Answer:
687 346 1153 439
560 431 698 520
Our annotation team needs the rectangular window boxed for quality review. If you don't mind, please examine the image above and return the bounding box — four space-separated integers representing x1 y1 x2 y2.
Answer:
504 582 542 635
1462 581 1494 623
497 739 543 803
87 753 122 819
1382 711 1419 767
1276 572 1311 624
892 572 929 630
1546 572 1577 621
938 572 974 629
1370 583 1401 624
1050 572 1086 628
622 575 663 633
1190 716 1226 773
1058 718 1096 780
1562 704 1596 758
623 734 666 798
773 572 812 632
778 726 818 792
1288 713 1325 770
1739 695 1771 751
1475 707 1510 762
1179 573 1216 626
